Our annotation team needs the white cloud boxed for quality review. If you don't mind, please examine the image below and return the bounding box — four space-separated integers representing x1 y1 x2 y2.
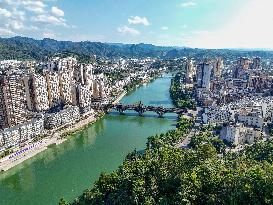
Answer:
51 6 64 17
22 1 46 13
3 0 21 6
180 1 196 8
6 20 24 30
128 16 150 26
32 14 67 26
0 27 14 36
0 0 71 38
0 7 27 33
161 26 169 30
27 25 38 31
0 8 12 17
12 9 25 21
117 26 140 36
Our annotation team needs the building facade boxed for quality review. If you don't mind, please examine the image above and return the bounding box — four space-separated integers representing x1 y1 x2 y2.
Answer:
185 59 195 83
213 58 224 78
220 123 261 146
0 71 29 128
197 63 212 90
46 72 61 108
44 105 80 129
0 115 44 152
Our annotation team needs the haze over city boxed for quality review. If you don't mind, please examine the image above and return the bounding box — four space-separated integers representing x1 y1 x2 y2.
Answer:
0 0 272 48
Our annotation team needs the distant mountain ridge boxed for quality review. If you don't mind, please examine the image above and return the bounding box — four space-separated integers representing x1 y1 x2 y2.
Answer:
0 36 273 61
0 36 173 60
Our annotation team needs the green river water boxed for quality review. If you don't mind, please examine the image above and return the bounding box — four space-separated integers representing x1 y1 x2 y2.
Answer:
0 74 176 205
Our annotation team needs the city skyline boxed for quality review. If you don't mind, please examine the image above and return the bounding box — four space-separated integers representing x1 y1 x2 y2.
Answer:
0 0 272 49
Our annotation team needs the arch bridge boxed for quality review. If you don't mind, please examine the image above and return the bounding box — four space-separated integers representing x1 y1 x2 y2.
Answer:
106 101 186 118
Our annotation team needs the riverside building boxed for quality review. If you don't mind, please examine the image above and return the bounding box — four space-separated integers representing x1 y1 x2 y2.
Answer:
25 73 50 112
0 56 158 155
46 72 61 108
0 70 29 129
0 115 44 152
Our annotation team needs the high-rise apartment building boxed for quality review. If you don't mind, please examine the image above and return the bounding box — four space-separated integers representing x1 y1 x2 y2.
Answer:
73 64 93 85
98 80 107 99
59 72 75 105
92 80 100 99
197 63 213 90
78 84 93 108
0 71 28 129
237 57 251 70
58 57 77 76
46 72 61 107
251 57 262 70
213 58 224 78
185 59 195 83
25 74 50 112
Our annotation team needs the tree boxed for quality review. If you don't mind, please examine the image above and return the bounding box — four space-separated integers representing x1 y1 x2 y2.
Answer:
59 198 69 205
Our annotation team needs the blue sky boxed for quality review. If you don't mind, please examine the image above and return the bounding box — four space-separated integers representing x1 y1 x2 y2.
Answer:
0 0 272 48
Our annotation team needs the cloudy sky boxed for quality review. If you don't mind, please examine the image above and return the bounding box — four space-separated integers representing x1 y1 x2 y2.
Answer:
0 0 272 48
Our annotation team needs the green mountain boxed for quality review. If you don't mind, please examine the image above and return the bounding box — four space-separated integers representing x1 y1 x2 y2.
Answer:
0 36 273 61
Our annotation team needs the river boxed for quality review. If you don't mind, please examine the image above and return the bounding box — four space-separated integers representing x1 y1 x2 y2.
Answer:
0 74 176 205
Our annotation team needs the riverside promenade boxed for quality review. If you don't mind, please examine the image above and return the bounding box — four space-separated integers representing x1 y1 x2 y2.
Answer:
0 91 128 172
0 114 97 172
0 137 66 172
113 91 127 105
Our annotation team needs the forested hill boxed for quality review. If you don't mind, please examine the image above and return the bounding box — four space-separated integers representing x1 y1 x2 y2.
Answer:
0 36 173 60
1 36 273 61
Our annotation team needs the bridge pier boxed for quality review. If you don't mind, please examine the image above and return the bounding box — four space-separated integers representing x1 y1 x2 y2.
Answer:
157 111 165 118
116 107 125 115
136 109 145 116
118 109 125 115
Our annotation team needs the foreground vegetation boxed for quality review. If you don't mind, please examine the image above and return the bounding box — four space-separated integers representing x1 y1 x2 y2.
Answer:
59 74 273 205
61 122 273 205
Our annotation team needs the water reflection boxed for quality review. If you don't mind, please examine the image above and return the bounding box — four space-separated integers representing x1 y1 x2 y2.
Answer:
1 165 35 193
148 100 172 105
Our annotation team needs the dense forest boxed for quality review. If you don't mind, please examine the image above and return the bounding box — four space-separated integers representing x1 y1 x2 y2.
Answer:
59 114 273 205
1 36 273 61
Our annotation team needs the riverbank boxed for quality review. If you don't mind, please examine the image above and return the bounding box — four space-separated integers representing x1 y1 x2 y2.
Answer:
0 73 163 173
0 73 175 205
0 114 98 172
0 137 66 172
113 91 127 105
0 89 129 172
